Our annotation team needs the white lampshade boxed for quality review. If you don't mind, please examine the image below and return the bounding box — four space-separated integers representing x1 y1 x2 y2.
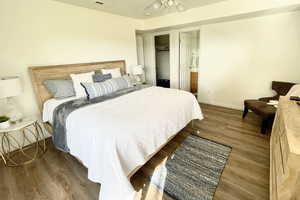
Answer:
0 77 22 99
132 65 144 75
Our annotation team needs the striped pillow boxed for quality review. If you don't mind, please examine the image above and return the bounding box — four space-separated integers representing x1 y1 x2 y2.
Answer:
81 76 133 99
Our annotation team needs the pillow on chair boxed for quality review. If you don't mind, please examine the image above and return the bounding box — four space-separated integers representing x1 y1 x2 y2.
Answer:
287 84 300 97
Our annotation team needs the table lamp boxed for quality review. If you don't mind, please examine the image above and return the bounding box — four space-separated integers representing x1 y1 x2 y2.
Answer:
0 77 23 122
132 65 144 84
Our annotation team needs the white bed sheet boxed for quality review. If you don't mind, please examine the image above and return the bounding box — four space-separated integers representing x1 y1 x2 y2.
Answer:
64 86 203 200
43 96 78 123
43 86 203 200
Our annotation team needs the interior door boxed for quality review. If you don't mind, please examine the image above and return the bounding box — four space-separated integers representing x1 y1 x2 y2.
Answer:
143 34 156 85
169 31 180 89
179 32 192 91
136 34 145 66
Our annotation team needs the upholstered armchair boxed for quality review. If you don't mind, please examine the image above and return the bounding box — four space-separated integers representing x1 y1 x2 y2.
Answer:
243 81 296 134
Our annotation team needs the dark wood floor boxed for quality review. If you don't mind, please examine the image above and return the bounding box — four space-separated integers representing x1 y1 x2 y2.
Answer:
0 104 270 200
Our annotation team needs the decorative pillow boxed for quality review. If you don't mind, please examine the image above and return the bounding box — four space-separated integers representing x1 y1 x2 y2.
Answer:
93 73 112 82
287 84 300 97
70 71 94 98
44 79 75 99
81 76 133 99
101 68 122 78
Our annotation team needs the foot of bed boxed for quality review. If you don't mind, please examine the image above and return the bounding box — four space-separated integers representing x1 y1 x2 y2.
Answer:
191 120 201 135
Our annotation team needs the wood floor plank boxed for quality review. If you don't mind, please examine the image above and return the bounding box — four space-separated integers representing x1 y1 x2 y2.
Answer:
0 163 12 200
0 103 270 200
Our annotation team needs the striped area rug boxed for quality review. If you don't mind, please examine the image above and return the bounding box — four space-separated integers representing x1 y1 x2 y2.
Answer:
150 135 232 200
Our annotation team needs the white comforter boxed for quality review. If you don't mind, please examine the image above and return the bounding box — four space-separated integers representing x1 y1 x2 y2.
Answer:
64 86 203 200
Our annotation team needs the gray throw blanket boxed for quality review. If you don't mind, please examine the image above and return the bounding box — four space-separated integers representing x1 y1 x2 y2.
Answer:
52 86 144 152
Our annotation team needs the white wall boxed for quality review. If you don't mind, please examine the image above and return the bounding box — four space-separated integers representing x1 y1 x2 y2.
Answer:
0 0 142 118
2 0 299 118
198 11 300 110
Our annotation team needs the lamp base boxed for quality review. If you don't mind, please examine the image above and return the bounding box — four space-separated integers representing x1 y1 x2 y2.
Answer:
4 98 23 122
135 75 141 83
134 75 145 85
0 121 10 129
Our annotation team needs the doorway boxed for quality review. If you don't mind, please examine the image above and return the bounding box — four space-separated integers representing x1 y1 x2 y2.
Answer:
155 34 170 88
179 30 200 96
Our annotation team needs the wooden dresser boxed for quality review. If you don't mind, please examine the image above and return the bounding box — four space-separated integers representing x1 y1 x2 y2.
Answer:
270 97 300 200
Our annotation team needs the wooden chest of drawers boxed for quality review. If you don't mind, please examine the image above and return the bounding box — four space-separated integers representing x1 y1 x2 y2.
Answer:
270 97 300 200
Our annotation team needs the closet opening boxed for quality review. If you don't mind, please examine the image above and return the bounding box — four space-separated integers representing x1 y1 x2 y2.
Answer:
155 34 170 88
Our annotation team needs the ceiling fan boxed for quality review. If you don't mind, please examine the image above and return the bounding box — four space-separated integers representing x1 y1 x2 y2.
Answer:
145 0 185 16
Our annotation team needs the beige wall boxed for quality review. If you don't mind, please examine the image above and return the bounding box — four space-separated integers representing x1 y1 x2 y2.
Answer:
198 11 300 109
0 0 142 118
1 0 300 118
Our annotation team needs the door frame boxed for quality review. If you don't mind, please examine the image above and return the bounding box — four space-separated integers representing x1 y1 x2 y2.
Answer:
154 33 171 86
154 31 181 89
178 28 201 91
139 26 201 89
179 31 193 91
152 31 172 87
178 28 201 97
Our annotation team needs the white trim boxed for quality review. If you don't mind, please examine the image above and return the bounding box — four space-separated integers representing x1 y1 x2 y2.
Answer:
138 25 202 89
198 100 243 111
143 34 156 85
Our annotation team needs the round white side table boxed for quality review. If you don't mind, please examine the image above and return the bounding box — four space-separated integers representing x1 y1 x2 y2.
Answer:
0 118 47 167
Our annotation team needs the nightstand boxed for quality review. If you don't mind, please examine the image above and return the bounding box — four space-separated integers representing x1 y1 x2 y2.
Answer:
0 118 47 167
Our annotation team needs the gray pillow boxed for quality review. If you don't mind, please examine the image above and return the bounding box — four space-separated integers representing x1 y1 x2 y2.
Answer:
92 73 112 82
44 79 75 99
81 76 133 99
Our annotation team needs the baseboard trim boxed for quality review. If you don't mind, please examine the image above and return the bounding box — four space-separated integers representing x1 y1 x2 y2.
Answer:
198 100 243 111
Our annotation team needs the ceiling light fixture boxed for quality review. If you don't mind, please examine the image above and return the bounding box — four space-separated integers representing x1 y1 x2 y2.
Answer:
153 1 162 9
167 0 174 6
145 0 185 16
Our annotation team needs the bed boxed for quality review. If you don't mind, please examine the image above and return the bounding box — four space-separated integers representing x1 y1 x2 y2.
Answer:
29 60 203 200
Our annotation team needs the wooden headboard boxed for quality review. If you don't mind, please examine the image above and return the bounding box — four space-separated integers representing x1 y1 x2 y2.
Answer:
29 60 126 112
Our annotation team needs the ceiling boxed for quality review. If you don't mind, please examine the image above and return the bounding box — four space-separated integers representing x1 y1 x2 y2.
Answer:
54 0 227 19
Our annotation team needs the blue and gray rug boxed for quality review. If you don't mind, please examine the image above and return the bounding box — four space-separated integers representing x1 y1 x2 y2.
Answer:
150 135 232 200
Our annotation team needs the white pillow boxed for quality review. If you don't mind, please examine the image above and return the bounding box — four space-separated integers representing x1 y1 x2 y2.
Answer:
287 84 300 97
102 68 122 78
70 71 94 98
